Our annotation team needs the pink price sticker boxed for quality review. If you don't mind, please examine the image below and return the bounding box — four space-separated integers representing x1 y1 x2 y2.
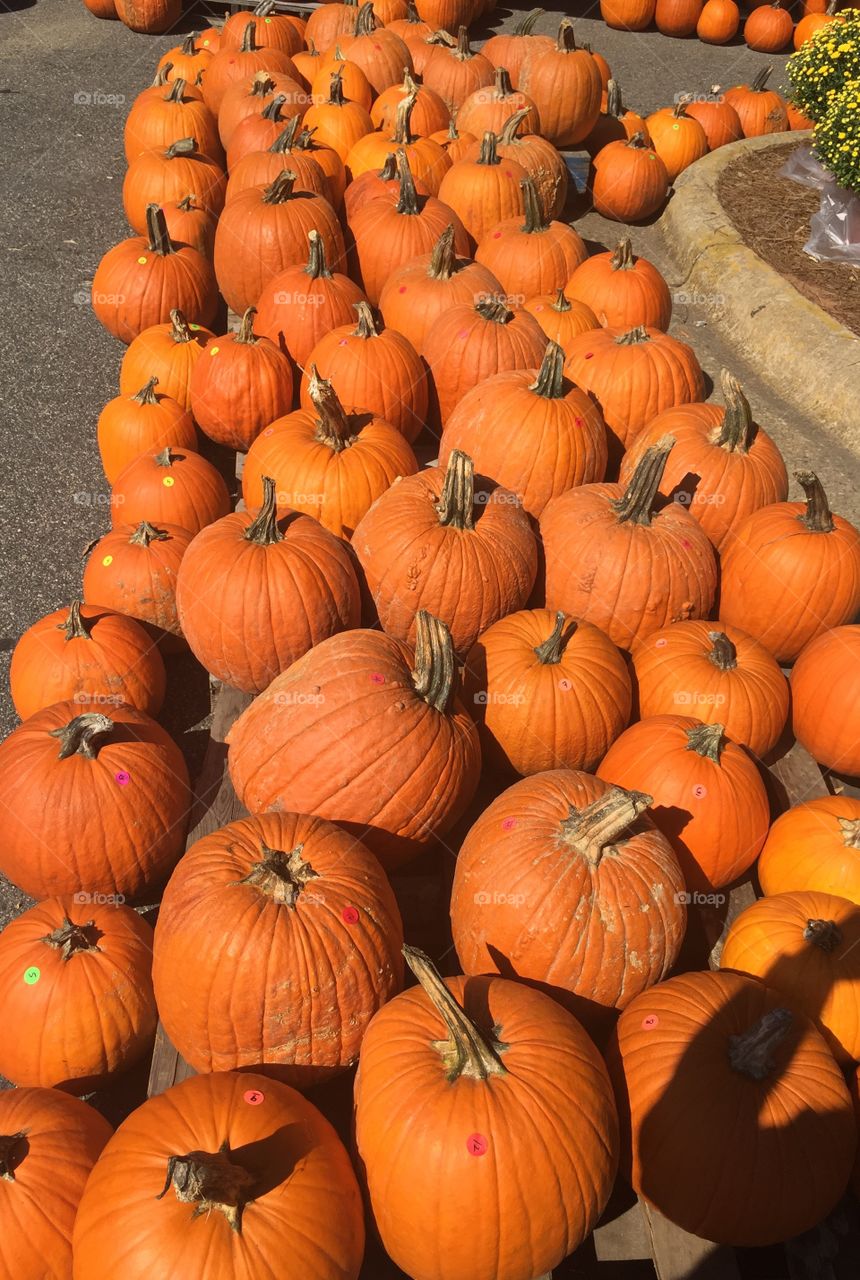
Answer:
342 906 360 925
642 1014 659 1031
115 771 130 786
369 673 385 685
655 637 668 648
466 1133 488 1157
501 817 516 831
692 784 707 800
264 428 273 437
558 678 572 693
243 1089 265 1106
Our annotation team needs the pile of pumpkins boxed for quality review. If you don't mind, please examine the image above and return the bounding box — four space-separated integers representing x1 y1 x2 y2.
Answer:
5 4 860 1278
601 0 846 53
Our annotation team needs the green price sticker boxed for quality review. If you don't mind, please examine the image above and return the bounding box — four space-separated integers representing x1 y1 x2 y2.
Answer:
24 967 40 985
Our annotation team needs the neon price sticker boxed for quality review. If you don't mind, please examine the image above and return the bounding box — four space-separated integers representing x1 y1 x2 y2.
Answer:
466 1133 488 1157
641 1014 659 1031
342 906 360 925
243 1089 265 1106
24 967 40 986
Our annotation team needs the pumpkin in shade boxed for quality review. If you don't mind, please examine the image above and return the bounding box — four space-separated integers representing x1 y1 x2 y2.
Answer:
585 79 650 156
686 90 744 148
618 370 789 552
632 621 789 758
456 66 540 138
111 446 231 538
0 703 190 901
92 205 219 346
221 1 305 57
600 0 657 31
225 118 330 204
297 123 364 210
305 0 361 54
226 92 309 171
422 294 547 428
481 8 554 85
655 0 704 36
591 132 670 222
758 797 860 903
243 367 419 539
202 20 300 115
437 130 528 249
524 289 600 349
791 625 860 776
478 109 569 220
451 775 685 1031
71 1071 365 1280
0 1088 112 1280
519 19 602 147
300 301 428 443
123 78 223 165
794 1 841 47
160 195 217 258
304 69 374 163
217 70 307 151
10 601 167 721
475 178 587 299
354 945 620 1280
97 376 197 485
421 26 494 114
597 715 769 891
371 67 449 136
0 898 157 1091
346 92 451 194
745 2 794 50
336 2 414 95
226 612 481 870
119 310 214 412
439 342 607 518
542 439 718 651
720 890 860 1063
645 101 709 182
719 473 860 663
189 308 294 453
462 610 631 774
157 33 215 84
82 0 118 17
787 100 815 129
608 970 856 1246
153 811 402 1082
378 224 502 355
566 238 672 331
697 0 740 41
83 522 192 650
123 138 226 234
115 0 179 31
724 67 789 135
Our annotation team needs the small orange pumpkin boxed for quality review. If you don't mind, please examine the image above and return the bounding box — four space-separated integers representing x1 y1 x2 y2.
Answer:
110 446 231 537
758 797 860 903
591 132 670 223
745 0 794 50
645 100 709 182
119 310 214 411
83 521 193 650
97 377 197 485
697 0 740 41
565 237 672 330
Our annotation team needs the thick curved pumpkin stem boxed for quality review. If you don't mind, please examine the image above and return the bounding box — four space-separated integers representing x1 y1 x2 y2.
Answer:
435 451 475 530
728 1007 792 1080
494 66 516 97
245 477 283 546
129 520 170 547
392 91 418 145
453 25 472 59
750 66 773 93
686 722 725 761
235 307 258 345
240 20 261 53
254 0 276 15
41 917 101 959
428 225 457 280
515 7 545 34
309 366 355 451
50 713 114 761
804 918 842 951
0 1134 27 1182
63 600 91 642
534 611 577 664
165 77 187 104
477 131 500 166
616 324 650 346
715 371 753 453
395 150 421 216
262 170 298 204
626 131 651 151
530 341 566 400
250 72 277 99
612 436 674 526
261 93 288 123
165 136 197 160
270 115 301 153
707 631 738 671
131 376 160 406
604 79 624 120
839 817 860 849
610 238 634 270
561 785 653 866
475 296 513 324
672 98 691 119
145 205 174 257
550 287 571 314
412 611 456 713
238 841 320 907
520 178 548 233
557 17 578 51
304 229 332 279
796 471 835 533
401 68 419 95
327 68 347 107
498 108 531 144
353 2 378 36
157 1145 256 1233
403 945 508 1081
377 152 398 182
153 63 172 86
169 309 193 343
353 301 379 338
180 34 197 55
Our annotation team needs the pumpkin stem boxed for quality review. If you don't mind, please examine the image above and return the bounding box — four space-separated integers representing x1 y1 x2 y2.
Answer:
673 98 691 119
446 120 460 142
475 296 513 324
353 2 378 36
129 520 170 547
514 7 545 34
254 0 275 15
156 1145 256 1233
428 225 457 280
165 136 198 159
244 477 283 546
435 450 475 530
497 108 531 144
605 79 623 119
453 25 472 59
561 785 653 866
616 324 650 346
520 178 548 233
796 471 835 533
237 841 319 907
327 68 347 107
377 152 398 182
477 131 500 166
534 611 577 664
392 90 418 144
411 611 457 713
50 713 114 761
309 365 356 451
240 20 260 53
304 228 332 279
270 116 301 153
235 307 258 345
728 1007 792 1080
145 205 174 257
838 817 860 849
707 631 738 671
403 945 508 1081
352 301 379 338
804 918 842 952
131 376 160 406
626 131 651 150
529 341 566 400
40 917 102 960
153 63 172 86
180 33 197 55
494 66 515 97
169 309 193 343
164 77 187 103
610 238 634 270
250 72 277 99
557 17 578 51
611 436 674 526
750 66 772 94
63 600 91 642
154 447 174 468
715 371 753 453
401 68 419 95
395 149 421 215
261 93 288 122
686 722 725 761
0 1134 27 1183
550 286 571 314
261 170 298 204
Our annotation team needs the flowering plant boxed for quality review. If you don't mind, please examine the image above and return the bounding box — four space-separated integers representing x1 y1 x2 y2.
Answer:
788 11 860 121
814 79 860 192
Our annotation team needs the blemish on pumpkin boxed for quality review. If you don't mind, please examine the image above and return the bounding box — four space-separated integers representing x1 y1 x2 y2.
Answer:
502 817 516 831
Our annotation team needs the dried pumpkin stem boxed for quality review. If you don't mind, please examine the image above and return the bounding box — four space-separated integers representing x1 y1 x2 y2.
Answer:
180 34 196 55
475 296 513 324
157 1145 256 1233
521 178 548 233
154 447 174 468
715 371 753 453
534 611 577 664
233 307 257 344
728 1007 792 1080
616 324 650 346
515 8 545 34
838 818 860 849
557 17 578 51
435 451 475 530
255 0 275 15
353 301 379 338
145 205 173 257
498 108 531 144
707 631 738 671
309 366 355 451
453 25 471 59
153 63 172 86
63 600 91 642
494 66 515 96
0 1134 27 1182
796 471 835 533
165 136 197 159
610 238 634 270
240 20 260 53
262 170 298 204
395 149 420 215
751 66 772 93
40 917 101 959
353 2 377 36
562 786 653 866
50 713 114 761
238 841 319 907
605 79 623 119
164 77 187 103
261 93 288 122
529 341 566 399
478 131 500 166
392 90 418 145
328 68 347 106
804 918 842 951
129 520 169 547
131 376 160 405
304 229 332 280
611 436 674 526
270 116 301 152
244 477 283 545
412 611 456 713
250 72 277 98
551 287 571 313
626 131 650 150
169 309 193 342
428 225 457 280
686 722 725 761
403 945 508 1081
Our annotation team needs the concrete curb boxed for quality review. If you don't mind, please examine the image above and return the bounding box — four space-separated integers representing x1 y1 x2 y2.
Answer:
660 133 860 454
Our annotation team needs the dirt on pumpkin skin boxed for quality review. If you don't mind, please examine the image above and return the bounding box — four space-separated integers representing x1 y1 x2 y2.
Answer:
718 141 860 337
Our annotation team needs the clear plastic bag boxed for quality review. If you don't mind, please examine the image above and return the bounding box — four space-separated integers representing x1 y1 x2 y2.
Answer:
779 142 830 189
804 181 860 263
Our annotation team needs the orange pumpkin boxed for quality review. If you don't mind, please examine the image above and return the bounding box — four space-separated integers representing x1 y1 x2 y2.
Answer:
110 446 231 537
304 67 375 163
83 521 193 650
224 119 331 204
343 149 431 216
202 20 300 115
160 195 217 258
724 66 789 135
794 0 841 47
565 237 672 330
225 90 310 170
97 376 197 484
306 0 360 54
585 79 650 156
791 625 860 776
600 0 657 30
336 1 414 95
456 66 540 138
421 25 495 114
371 67 450 136
745 0 794 49
436 130 528 250
518 19 603 146
217 69 307 150
655 0 704 35
157 33 215 84
645 101 709 181
122 138 226 233
115 0 180 32
475 178 587 299
220 1 305 56
119 310 214 411
487 108 569 219
311 46 374 110
123 77 223 164
591 132 670 222
685 91 744 148
697 0 740 40
480 9 554 84
787 100 815 129
386 2 434 65
346 91 451 193
524 288 600 349
758 796 860 903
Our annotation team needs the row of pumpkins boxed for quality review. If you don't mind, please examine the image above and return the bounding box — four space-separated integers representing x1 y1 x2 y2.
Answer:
6 5 860 1280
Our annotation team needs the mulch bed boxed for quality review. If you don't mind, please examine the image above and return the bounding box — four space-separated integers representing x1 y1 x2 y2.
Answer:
718 141 860 337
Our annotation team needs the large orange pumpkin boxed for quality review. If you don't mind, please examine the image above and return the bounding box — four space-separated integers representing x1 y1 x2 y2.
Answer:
591 132 670 223
83 521 193 650
489 108 569 219
723 67 788 135
475 177 587 299
202 20 300 115
354 946 619 1280
791 625 860 776
227 613 481 870
0 703 190 901
519 19 603 146
645 101 709 181
336 2 414 95
122 138 226 234
157 32 215 83
600 0 657 29
758 796 860 903
686 92 744 148
480 8 554 84
226 90 310 171
584 78 650 157
745 1 794 50
697 0 740 41
794 0 842 47
119 309 214 411
115 0 179 31
346 91 451 194
655 0 704 35
160 195 217 259
421 25 495 114
456 65 540 138
304 67 374 161
224 120 331 204
220 1 305 57
0 897 157 1091
97 376 197 485
371 68 449 136
565 237 672 330
218 70 309 151
123 77 223 165
436 130 528 249
110 446 231 538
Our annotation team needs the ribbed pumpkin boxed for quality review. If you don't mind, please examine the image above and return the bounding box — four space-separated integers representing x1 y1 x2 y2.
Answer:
188 308 294 452
217 70 307 150
759 797 860 903
791 625 860 776
123 78 223 164
353 451 537 651
456 66 540 138
157 33 215 83
386 1 434 65
566 238 672 331
119 310 214 411
608 970 855 1246
254 230 367 373
111 446 231 537
226 613 481 870
439 342 607 517
474 109 569 220
305 0 360 53
378 224 503 355
422 294 546 428
300 302 428 443
336 2 414 94
292 39 322 84
122 138 227 233
600 0 657 30
524 289 600 349
97 377 197 485
202 20 300 115
720 890 860 1063
160 195 217 258
304 69 374 163
451 774 685 1029
343 150 431 216
645 101 709 182
10 601 166 721
794 1 842 47
542 438 718 651
462 610 631 774
0 703 190 901
655 0 704 35
115 0 180 31
618 370 789 551
92 206 219 345
745 1 794 49
697 0 740 41
130 65 202 117
176 477 360 692
311 46 374 111
480 8 554 85
632 621 789 758
0 1088 112 1280
475 178 587 299
83 522 193 649
421 26 495 114
221 0 305 56
354 946 619 1280
685 91 744 148
225 119 331 203
371 67 450 136
153 811 403 1082
723 67 788 135
591 132 670 222
429 118 478 163
0 898 157 1091
719 472 860 663
346 91 451 193
519 19 602 146
436 130 528 249
226 91 310 170
584 79 650 156
787 101 815 130
72 1071 365 1280
598 715 769 891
